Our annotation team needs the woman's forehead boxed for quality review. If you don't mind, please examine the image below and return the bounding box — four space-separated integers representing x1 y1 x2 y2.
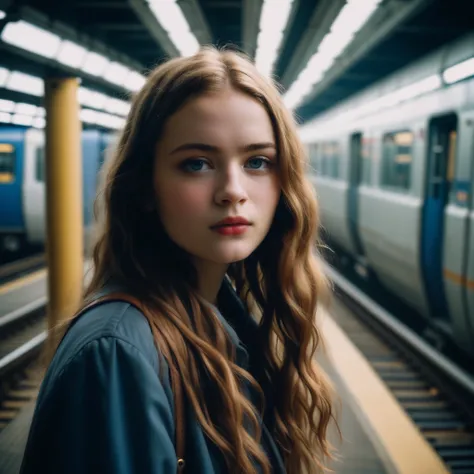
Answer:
159 90 275 152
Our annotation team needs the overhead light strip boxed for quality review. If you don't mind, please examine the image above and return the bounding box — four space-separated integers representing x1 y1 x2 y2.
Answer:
284 0 382 110
0 101 125 130
145 0 200 57
254 0 295 77
299 53 474 135
0 65 131 117
300 74 442 136
1 18 146 93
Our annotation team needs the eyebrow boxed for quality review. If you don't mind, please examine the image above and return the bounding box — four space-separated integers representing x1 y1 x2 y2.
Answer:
170 142 276 155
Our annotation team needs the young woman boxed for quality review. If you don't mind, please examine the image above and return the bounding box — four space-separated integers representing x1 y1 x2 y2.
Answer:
20 46 334 474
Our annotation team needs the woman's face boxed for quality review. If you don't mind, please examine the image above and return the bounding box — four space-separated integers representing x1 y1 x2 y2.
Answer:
153 88 281 267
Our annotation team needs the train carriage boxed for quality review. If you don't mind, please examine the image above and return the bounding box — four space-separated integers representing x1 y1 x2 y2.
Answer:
0 126 113 255
301 31 474 356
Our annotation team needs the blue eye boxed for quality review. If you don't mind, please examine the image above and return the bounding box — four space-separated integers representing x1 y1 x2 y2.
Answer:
246 157 270 170
181 159 210 172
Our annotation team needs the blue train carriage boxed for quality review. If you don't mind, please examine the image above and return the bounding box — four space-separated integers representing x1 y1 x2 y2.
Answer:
300 32 474 356
0 127 30 253
0 126 113 255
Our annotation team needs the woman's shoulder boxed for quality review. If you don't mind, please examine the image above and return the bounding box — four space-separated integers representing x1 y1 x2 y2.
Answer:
51 300 160 380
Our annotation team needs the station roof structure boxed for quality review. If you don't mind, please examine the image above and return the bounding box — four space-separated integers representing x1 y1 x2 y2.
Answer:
0 0 473 129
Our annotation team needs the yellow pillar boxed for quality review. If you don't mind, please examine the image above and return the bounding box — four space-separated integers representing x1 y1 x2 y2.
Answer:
44 77 83 353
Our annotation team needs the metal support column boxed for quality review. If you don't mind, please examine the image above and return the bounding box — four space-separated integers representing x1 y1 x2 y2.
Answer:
44 77 83 353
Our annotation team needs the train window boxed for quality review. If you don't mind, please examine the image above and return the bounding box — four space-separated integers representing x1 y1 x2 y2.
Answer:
320 141 340 179
0 143 16 183
361 136 372 185
308 143 319 172
36 146 45 182
381 131 413 191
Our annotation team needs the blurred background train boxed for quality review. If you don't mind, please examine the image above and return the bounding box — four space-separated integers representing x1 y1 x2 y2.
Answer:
300 31 474 357
0 127 114 256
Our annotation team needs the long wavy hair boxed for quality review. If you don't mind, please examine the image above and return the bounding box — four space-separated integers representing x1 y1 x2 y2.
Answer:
84 46 335 473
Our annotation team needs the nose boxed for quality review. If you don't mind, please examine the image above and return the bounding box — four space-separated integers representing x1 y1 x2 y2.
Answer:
214 163 248 206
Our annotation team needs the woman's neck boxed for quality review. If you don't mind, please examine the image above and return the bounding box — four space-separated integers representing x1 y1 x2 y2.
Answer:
192 258 229 305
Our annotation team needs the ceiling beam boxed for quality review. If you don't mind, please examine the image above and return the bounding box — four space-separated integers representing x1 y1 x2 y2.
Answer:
298 0 432 107
281 0 345 88
127 0 179 57
205 1 240 8
178 0 213 45
94 23 146 31
75 2 129 8
242 0 263 58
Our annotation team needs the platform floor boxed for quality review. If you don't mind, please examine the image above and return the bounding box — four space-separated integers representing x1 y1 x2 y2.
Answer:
320 352 387 474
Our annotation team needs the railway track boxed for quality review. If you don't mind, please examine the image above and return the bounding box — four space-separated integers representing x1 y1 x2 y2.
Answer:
326 264 474 474
0 300 47 431
0 254 46 287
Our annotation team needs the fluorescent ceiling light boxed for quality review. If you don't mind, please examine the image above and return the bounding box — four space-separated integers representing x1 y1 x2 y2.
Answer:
255 0 294 77
78 87 108 109
80 107 125 130
146 0 200 57
15 102 38 116
33 117 46 129
81 51 110 77
78 87 130 116
0 112 11 123
1 20 61 59
56 40 88 69
284 0 382 109
0 67 9 87
0 95 123 130
94 110 125 129
124 71 146 92
0 99 15 113
12 113 34 126
443 57 474 84
80 108 99 124
103 97 130 116
104 62 131 86
1 19 146 93
0 10 6 20
0 65 132 118
6 71 44 96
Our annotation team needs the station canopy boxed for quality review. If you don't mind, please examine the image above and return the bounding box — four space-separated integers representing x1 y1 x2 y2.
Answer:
0 0 472 130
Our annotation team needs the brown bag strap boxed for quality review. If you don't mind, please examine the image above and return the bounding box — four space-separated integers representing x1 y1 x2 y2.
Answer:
74 292 186 472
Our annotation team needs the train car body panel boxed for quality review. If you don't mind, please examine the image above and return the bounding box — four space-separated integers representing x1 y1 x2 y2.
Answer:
438 110 474 352
0 128 25 237
358 187 429 316
467 210 474 347
22 128 45 245
444 205 473 351
309 176 355 253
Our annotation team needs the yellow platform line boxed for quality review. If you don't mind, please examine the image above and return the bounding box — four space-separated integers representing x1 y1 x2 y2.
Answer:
321 310 449 474
0 269 47 296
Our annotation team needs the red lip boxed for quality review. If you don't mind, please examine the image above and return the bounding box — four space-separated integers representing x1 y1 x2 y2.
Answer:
211 216 251 228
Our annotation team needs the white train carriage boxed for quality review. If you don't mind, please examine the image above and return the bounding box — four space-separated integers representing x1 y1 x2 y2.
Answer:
300 32 474 355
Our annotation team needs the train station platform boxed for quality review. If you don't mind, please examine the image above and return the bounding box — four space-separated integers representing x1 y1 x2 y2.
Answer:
0 268 448 474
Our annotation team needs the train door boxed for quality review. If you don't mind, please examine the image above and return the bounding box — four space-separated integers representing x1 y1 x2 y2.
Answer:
347 132 365 256
421 114 457 320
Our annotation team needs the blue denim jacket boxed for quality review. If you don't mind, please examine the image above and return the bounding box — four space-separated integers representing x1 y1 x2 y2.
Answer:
20 279 286 473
